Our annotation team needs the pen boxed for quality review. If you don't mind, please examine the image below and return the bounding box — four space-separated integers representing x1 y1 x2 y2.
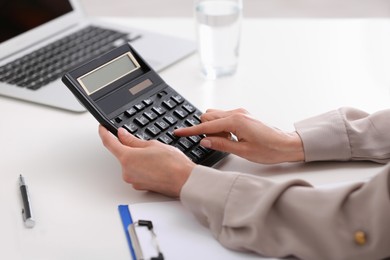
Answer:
19 174 35 228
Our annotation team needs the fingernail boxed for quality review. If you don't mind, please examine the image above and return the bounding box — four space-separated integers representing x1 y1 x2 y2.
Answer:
200 139 211 148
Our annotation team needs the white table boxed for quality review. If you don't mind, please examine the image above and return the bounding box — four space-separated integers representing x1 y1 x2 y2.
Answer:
0 18 389 260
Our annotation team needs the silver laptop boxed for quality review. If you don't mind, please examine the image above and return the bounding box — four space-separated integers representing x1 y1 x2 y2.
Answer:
0 0 195 112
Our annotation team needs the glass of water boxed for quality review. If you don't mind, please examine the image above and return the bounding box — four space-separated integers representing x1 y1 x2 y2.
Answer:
194 0 243 80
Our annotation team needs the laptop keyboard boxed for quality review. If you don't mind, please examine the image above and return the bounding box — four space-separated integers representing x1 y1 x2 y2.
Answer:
112 87 216 164
0 26 137 90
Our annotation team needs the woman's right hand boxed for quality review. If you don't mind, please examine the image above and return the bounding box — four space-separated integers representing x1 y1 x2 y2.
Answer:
174 108 305 164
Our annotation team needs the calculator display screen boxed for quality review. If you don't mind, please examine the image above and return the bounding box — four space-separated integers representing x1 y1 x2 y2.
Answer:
78 52 140 95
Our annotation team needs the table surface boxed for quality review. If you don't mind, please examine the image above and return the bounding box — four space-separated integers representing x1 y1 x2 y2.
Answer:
1 17 389 260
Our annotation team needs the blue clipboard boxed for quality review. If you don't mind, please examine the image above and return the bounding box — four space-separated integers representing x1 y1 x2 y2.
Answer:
119 202 257 259
118 205 137 260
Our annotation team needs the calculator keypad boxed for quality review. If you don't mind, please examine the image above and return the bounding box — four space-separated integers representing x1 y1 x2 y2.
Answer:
112 88 214 164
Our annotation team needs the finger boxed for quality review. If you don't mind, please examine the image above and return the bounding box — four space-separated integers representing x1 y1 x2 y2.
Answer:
117 128 148 148
206 132 231 139
201 109 231 122
202 108 249 122
174 117 235 137
200 136 243 155
98 125 127 157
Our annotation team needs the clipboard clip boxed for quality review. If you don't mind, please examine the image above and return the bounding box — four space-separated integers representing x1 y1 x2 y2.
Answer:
128 220 164 260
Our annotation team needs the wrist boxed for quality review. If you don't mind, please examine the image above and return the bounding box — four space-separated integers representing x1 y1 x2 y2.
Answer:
284 132 305 162
174 161 195 197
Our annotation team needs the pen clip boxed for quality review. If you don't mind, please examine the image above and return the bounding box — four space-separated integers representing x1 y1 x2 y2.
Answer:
22 208 26 221
19 175 35 228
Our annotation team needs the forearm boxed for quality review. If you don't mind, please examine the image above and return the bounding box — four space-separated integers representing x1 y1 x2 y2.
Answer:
295 107 390 163
181 165 390 260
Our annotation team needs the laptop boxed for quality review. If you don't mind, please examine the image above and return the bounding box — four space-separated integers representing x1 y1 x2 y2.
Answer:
0 0 195 112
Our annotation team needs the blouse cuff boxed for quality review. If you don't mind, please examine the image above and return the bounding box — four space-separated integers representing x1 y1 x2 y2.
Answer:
180 165 239 236
294 109 351 162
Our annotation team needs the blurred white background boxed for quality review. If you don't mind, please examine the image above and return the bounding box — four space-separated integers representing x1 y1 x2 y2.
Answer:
79 0 390 18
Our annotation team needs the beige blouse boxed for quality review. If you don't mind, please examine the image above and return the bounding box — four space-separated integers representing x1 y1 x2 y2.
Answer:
180 107 390 260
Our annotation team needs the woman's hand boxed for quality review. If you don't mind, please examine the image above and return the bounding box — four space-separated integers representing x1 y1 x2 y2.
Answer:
98 125 195 197
175 108 304 164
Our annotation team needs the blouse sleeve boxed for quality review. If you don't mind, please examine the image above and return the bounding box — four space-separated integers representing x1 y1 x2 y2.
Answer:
294 107 390 163
181 164 390 260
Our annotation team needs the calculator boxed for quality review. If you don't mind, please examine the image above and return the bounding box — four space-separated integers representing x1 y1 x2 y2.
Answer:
62 43 228 166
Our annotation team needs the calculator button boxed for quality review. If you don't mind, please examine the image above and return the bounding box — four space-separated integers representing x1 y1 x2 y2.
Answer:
152 106 166 116
194 113 202 122
158 135 173 145
173 109 188 119
174 123 187 130
115 115 124 123
191 147 206 159
124 107 137 117
166 131 179 140
157 91 167 98
171 95 184 104
123 123 138 133
185 118 198 127
143 98 153 106
162 99 177 109
134 116 149 127
178 138 193 150
135 132 151 140
145 126 161 137
143 111 158 121
155 120 169 130
134 103 145 111
188 135 202 144
183 104 196 113
199 145 213 154
163 115 178 126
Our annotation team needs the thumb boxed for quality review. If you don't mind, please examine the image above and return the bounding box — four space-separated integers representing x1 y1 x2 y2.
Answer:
117 128 148 148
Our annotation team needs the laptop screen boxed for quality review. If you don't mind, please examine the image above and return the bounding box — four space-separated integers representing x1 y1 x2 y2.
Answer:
0 0 73 43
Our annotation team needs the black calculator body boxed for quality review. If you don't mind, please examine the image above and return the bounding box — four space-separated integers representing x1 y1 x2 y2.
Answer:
62 43 228 166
